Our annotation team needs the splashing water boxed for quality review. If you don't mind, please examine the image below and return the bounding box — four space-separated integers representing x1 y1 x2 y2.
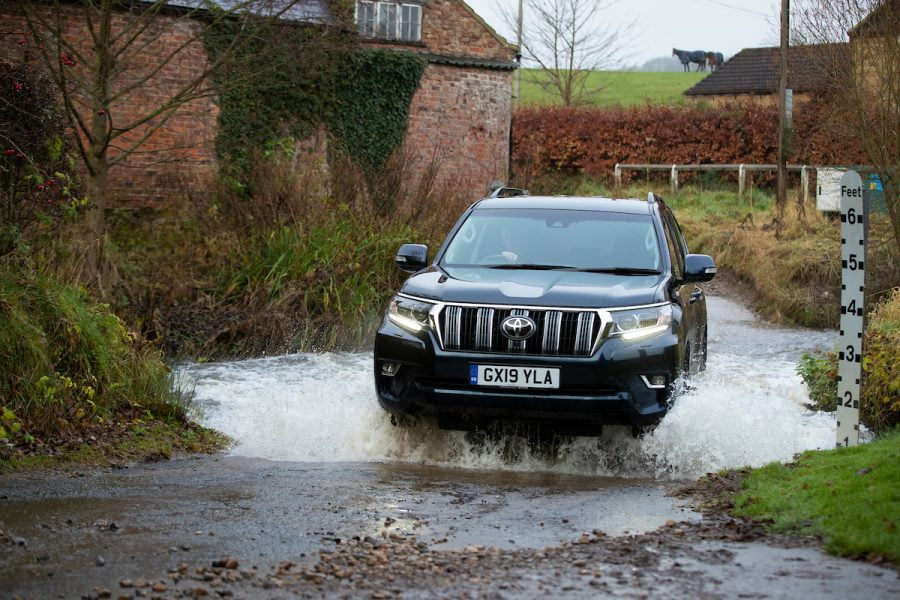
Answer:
181 297 837 479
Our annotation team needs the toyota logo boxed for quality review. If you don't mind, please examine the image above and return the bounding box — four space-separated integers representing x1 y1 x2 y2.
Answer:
501 316 536 341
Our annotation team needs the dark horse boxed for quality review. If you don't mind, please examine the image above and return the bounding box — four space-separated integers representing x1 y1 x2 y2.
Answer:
706 51 725 71
673 48 707 72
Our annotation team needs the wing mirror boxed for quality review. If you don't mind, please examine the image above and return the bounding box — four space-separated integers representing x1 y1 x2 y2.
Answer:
395 244 428 273
683 254 717 283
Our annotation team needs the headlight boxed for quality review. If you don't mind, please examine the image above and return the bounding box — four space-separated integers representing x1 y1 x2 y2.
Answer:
609 304 672 341
387 296 434 332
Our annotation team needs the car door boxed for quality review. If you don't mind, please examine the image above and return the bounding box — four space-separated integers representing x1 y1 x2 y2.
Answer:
661 210 698 372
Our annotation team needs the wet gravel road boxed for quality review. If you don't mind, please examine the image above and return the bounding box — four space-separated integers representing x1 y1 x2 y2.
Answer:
1 456 897 599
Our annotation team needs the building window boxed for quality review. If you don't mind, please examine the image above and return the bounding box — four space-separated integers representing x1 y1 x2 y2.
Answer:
356 1 421 42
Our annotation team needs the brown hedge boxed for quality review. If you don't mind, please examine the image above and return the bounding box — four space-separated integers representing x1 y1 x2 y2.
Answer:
511 99 868 183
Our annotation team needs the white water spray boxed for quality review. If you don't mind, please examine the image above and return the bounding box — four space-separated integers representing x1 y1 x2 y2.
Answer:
182 297 837 479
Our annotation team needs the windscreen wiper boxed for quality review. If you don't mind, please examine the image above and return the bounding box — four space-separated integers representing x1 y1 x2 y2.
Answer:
485 263 576 270
573 267 662 275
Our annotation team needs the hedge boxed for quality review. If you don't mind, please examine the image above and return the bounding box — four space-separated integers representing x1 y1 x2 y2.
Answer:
512 99 869 183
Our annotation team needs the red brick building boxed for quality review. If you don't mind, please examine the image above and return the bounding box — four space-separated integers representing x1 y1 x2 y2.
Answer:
0 0 517 207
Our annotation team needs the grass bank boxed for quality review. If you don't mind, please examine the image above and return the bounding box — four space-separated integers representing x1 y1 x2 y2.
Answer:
519 70 707 107
0 262 226 471
798 288 900 434
732 431 900 563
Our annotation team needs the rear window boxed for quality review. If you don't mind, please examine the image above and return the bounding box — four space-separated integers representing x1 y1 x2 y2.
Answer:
441 208 661 271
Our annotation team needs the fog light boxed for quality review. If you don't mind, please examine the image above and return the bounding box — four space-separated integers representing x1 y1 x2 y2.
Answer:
641 375 667 389
381 362 401 377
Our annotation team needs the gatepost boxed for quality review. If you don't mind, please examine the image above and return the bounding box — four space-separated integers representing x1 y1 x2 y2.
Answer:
836 171 867 448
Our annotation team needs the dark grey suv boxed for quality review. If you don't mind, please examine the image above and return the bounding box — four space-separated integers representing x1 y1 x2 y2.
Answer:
373 190 716 435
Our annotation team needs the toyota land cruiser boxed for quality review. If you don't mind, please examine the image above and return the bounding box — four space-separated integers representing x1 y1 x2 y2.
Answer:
373 190 716 435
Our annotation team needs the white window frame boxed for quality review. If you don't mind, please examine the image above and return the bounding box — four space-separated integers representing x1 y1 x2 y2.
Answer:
355 1 422 42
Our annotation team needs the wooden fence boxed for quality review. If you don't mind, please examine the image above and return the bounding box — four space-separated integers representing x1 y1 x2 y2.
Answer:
613 163 873 202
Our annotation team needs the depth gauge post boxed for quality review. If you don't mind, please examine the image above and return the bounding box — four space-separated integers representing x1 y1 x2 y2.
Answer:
836 170 867 448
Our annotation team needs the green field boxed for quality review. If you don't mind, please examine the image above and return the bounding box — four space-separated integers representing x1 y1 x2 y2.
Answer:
518 70 708 107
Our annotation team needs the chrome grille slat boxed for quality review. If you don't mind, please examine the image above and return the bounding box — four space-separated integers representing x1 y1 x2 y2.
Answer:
541 310 562 354
574 312 595 355
438 305 602 357
444 305 462 349
475 308 495 351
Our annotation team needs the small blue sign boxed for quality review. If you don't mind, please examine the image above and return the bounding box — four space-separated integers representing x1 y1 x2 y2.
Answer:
469 364 478 385
865 173 886 214
868 173 883 192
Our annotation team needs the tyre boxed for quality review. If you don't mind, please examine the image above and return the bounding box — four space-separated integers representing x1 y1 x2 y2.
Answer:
698 327 708 372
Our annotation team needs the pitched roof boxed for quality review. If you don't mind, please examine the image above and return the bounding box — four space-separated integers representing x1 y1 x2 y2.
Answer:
684 44 845 96
165 0 332 24
849 0 899 38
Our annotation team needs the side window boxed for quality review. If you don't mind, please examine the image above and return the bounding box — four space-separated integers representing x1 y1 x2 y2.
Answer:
669 214 689 255
662 214 684 279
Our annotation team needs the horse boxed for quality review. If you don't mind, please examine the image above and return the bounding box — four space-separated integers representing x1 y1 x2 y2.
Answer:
706 51 725 71
673 48 707 72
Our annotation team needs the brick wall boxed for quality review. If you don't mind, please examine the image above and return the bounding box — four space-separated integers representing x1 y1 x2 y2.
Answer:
393 0 517 201
2 0 515 208
1 3 219 209
420 0 514 61
405 64 513 202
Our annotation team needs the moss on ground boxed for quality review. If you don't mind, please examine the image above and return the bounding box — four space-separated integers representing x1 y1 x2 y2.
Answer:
0 421 229 473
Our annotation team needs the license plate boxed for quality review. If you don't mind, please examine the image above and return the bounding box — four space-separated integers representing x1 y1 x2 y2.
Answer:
469 365 560 389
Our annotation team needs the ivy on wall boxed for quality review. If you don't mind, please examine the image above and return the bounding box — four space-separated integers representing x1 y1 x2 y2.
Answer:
204 20 426 186
327 49 426 174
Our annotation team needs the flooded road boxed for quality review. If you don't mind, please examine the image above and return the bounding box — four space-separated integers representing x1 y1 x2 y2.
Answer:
3 296 897 598
186 296 837 478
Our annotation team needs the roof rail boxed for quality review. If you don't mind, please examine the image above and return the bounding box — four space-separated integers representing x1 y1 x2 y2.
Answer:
647 192 657 204
489 186 529 198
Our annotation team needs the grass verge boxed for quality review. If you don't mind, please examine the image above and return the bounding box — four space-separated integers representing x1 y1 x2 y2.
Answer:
732 431 900 563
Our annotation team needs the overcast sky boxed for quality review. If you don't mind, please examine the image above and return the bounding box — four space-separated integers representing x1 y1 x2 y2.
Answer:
463 0 781 66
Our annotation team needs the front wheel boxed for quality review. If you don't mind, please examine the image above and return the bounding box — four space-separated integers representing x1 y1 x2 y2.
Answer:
681 342 692 379
697 327 708 372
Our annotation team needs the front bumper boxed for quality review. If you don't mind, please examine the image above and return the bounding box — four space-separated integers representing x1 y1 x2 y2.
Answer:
373 317 679 430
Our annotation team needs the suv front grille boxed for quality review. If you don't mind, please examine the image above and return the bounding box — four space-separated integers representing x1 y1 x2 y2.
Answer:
439 305 604 356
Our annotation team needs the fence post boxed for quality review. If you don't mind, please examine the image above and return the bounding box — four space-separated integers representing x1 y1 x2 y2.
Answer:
801 166 809 206
738 164 746 201
670 164 678 195
614 163 621 195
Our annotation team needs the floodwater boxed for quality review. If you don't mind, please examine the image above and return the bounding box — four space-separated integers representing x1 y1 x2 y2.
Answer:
5 295 893 600
184 295 838 479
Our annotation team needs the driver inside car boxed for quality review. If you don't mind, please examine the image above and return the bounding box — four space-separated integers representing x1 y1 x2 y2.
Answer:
498 225 524 263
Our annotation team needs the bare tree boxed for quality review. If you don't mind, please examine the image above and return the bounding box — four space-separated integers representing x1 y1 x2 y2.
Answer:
793 0 899 252
9 0 325 285
501 0 635 106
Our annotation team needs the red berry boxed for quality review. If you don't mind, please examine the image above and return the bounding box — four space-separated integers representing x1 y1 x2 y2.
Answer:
36 184 45 191
14 82 24 91
97 109 106 116
5 149 14 156
46 178 56 187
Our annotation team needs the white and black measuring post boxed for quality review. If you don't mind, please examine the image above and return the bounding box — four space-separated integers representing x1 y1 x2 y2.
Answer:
836 170 867 448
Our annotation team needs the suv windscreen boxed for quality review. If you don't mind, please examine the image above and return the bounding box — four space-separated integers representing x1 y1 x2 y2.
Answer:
441 208 661 271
